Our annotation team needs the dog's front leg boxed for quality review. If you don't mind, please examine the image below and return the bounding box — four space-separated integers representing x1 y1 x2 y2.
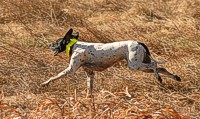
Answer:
41 52 83 86
85 70 95 98
41 67 73 86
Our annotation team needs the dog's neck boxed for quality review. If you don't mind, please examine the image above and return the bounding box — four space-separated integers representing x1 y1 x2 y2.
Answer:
66 38 77 57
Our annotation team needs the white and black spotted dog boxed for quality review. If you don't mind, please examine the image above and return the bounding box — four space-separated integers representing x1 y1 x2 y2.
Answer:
41 28 181 96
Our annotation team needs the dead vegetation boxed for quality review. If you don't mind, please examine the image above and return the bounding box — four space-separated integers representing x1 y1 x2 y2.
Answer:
0 0 199 118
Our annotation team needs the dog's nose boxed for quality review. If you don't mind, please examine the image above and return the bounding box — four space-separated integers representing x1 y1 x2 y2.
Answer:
48 43 53 47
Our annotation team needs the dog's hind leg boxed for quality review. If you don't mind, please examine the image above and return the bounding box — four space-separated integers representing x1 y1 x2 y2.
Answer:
127 45 162 83
157 68 181 81
142 68 181 82
85 69 95 98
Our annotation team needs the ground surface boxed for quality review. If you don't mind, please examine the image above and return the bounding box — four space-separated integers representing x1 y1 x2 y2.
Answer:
0 0 200 118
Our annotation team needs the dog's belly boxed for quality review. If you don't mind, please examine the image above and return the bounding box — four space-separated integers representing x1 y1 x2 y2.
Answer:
82 63 111 71
83 56 124 71
82 61 118 71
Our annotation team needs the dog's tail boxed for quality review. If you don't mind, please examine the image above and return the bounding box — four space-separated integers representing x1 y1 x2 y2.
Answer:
138 42 165 64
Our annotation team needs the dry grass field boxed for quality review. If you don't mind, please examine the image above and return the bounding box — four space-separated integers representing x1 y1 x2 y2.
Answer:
0 0 200 118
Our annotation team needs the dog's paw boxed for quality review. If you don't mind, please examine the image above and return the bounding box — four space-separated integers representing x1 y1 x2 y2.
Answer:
157 76 163 84
41 81 50 87
174 75 181 82
86 94 94 98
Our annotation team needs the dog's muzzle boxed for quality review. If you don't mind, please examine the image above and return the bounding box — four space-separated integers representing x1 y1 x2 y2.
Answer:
48 43 60 56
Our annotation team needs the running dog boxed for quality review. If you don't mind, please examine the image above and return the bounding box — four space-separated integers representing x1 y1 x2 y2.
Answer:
41 28 181 96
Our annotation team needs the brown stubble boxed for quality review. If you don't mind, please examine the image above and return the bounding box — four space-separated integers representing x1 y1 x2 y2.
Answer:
0 0 199 118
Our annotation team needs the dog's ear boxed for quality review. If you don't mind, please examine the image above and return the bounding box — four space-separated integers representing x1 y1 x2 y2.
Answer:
64 28 73 40
73 32 79 39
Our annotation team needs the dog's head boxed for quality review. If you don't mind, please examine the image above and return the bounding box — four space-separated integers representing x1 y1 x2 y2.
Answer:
49 28 79 56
